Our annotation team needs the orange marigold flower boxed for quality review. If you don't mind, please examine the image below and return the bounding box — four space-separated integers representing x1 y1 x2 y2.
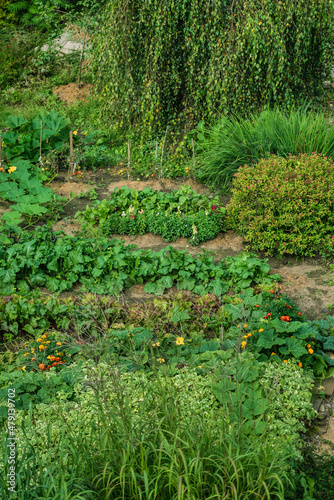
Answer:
298 362 303 368
39 363 46 371
308 348 314 354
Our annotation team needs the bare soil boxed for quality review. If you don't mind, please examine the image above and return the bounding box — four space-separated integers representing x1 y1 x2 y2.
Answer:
53 83 92 106
44 173 334 322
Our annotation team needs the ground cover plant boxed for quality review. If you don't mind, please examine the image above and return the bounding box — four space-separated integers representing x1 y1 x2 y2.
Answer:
226 153 334 257
195 106 334 189
76 185 225 244
0 363 293 499
0 229 280 311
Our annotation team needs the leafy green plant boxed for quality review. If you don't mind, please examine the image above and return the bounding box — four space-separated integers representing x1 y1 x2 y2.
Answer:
196 106 334 189
222 290 334 377
77 185 226 245
226 153 334 257
286 449 334 500
0 364 83 423
0 364 290 499
213 353 316 452
1 110 74 163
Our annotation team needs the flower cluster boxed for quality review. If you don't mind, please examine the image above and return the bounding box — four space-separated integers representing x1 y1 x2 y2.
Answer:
20 331 71 372
280 315 291 322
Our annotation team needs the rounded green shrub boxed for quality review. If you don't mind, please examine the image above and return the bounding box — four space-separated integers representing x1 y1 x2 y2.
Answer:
227 153 334 257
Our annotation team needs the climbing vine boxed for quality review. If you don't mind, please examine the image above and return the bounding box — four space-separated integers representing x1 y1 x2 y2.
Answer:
92 0 334 139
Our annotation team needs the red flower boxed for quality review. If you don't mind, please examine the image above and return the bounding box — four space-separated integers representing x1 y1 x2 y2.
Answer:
39 363 46 371
264 313 272 318
130 214 135 220
280 316 291 322
52 362 58 367
297 312 301 316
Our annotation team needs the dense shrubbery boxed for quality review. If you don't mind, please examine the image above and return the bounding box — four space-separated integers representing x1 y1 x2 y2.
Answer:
227 153 334 256
92 0 334 138
196 106 334 189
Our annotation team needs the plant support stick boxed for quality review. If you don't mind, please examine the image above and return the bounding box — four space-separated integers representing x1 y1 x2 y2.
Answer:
160 126 169 179
127 141 131 180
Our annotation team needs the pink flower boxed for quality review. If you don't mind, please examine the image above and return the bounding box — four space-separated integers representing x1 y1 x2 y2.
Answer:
274 189 277 191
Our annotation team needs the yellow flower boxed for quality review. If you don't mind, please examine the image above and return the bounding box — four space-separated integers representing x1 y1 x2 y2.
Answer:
8 166 17 174
22 366 26 371
237 325 240 328
307 344 311 348
176 337 185 346
247 333 252 337
298 362 303 368
271 352 276 356
242 335 248 339
243 324 247 328
36 338 42 342
283 360 288 363
152 342 160 347
42 335 47 339
39 344 45 350
258 328 264 332
45 341 51 344
157 358 165 363
198 365 202 368
241 341 247 348
73 131 78 135
56 342 62 346
308 348 314 354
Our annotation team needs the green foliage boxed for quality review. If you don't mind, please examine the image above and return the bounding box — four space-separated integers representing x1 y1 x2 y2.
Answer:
226 153 334 257
77 185 225 245
213 354 316 450
0 29 37 88
196 106 334 189
286 450 334 500
0 364 290 499
222 290 334 378
0 227 280 310
2 110 73 163
0 364 82 423
0 158 60 238
92 0 334 139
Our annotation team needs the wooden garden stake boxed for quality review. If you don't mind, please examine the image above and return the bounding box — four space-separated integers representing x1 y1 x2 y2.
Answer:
191 138 196 179
69 131 74 179
38 121 43 172
0 135 2 171
127 141 131 180
160 126 169 179
155 141 158 173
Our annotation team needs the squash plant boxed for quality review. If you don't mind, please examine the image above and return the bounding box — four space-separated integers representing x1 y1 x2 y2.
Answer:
1 110 75 162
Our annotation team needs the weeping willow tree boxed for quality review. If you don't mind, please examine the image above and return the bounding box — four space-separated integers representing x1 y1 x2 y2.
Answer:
92 0 334 139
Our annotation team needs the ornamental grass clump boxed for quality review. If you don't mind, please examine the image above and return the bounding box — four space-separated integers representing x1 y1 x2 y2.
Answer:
227 153 334 257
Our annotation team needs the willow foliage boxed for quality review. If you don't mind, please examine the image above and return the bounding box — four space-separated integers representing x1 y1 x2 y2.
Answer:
92 0 334 138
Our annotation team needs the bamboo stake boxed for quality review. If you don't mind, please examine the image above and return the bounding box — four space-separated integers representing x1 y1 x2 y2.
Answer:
70 131 74 178
127 141 131 180
160 126 169 179
40 121 43 160
191 138 196 179
155 141 158 172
